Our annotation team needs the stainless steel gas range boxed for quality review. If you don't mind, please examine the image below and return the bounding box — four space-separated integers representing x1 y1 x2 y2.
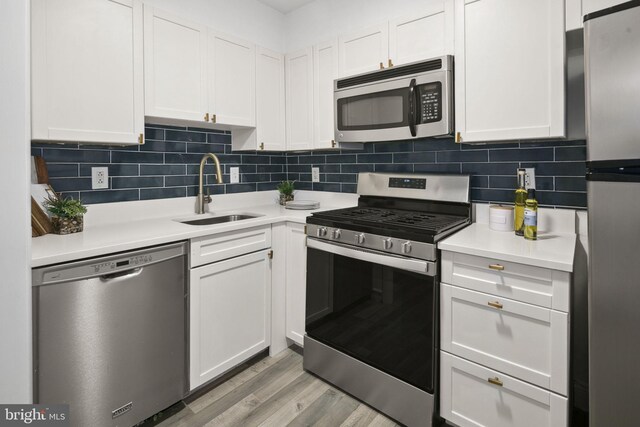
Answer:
303 172 471 427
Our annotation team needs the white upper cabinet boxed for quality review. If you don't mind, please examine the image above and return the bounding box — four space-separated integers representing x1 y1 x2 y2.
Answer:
454 0 566 143
286 48 314 151
144 6 208 123
209 32 256 127
255 47 286 151
338 24 389 77
31 0 144 145
338 4 454 77
389 1 454 66
313 39 340 150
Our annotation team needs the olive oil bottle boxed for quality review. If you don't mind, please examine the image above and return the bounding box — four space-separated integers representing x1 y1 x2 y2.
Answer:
524 189 538 240
514 170 527 236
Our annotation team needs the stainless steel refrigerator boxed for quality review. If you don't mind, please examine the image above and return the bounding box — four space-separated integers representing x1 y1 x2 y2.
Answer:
585 1 640 426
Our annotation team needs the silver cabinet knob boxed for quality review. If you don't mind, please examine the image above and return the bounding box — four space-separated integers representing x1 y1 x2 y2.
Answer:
317 227 328 237
331 229 342 240
383 238 393 250
402 241 412 254
355 233 365 244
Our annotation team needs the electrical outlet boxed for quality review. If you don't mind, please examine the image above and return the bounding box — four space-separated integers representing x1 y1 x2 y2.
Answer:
230 167 240 184
312 167 320 183
518 167 536 190
91 167 109 189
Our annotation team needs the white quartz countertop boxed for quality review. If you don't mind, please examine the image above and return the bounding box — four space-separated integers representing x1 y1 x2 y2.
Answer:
438 223 577 272
31 191 357 268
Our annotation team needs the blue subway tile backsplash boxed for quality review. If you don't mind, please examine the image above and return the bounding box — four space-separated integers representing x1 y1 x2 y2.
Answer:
30 124 587 208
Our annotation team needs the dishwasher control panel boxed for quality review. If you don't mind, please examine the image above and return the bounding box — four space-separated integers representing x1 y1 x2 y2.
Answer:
92 255 153 273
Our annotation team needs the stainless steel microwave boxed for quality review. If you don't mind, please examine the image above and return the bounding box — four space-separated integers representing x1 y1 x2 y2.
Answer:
334 56 453 143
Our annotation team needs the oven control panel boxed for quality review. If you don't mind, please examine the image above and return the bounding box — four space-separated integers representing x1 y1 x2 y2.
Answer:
389 177 426 189
306 224 436 262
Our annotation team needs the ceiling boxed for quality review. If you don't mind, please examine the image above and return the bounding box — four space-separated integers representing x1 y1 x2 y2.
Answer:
256 0 315 14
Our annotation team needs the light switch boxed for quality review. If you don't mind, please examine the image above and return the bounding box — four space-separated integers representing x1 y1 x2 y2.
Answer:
230 167 240 184
312 167 320 183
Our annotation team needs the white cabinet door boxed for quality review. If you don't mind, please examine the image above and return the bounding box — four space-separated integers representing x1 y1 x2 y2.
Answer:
256 47 286 151
583 0 627 14
286 48 314 151
285 223 307 346
190 250 271 390
338 24 389 77
441 352 568 427
389 1 454 66
31 0 144 144
209 31 256 127
313 39 339 150
454 0 566 142
144 6 208 123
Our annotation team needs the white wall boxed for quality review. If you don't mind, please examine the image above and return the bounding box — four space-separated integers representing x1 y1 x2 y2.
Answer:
285 0 442 51
144 0 287 52
0 0 32 403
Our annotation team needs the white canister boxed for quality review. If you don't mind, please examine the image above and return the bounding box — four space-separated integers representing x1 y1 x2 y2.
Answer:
489 205 515 232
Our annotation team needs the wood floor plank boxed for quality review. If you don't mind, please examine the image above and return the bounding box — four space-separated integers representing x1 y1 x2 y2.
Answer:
286 388 347 427
188 349 293 414
204 393 262 427
176 352 302 427
235 372 317 426
256 379 330 427
339 404 379 427
368 413 401 427
307 390 360 426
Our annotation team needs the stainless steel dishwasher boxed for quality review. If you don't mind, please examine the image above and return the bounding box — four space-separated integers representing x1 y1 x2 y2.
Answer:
32 242 188 427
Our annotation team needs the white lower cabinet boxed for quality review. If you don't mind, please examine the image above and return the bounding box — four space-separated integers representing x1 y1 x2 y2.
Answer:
189 249 271 390
440 249 571 427
440 352 568 427
285 223 307 346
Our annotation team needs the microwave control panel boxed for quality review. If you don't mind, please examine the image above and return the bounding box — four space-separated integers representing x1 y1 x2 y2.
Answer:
418 82 442 123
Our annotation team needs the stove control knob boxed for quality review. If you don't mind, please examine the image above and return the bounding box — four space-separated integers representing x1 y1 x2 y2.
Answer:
402 241 412 254
383 238 393 250
317 227 328 238
355 233 365 244
331 229 342 240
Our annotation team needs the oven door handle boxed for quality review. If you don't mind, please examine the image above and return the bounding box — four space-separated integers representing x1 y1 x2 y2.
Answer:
307 238 436 277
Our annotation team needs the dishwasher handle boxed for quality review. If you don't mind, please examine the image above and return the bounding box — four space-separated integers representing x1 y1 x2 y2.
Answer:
100 268 143 282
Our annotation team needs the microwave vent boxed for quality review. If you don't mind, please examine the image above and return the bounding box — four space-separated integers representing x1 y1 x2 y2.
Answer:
337 58 443 89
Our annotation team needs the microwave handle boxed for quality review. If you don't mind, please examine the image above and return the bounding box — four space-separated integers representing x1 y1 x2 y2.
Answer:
408 78 418 137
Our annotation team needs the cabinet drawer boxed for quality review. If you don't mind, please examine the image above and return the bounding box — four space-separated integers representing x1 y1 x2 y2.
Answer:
441 251 570 312
440 352 568 427
190 225 271 268
441 284 568 395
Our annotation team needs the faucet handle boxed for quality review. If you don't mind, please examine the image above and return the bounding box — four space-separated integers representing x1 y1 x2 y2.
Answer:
204 188 212 204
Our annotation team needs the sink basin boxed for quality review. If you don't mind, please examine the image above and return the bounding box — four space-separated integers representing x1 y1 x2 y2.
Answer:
180 214 259 226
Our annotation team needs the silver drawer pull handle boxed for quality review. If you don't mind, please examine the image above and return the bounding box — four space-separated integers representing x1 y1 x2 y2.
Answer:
488 301 503 310
489 264 505 271
488 377 503 387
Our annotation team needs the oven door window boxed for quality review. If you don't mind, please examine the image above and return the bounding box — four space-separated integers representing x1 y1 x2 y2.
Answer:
305 246 436 392
337 87 410 131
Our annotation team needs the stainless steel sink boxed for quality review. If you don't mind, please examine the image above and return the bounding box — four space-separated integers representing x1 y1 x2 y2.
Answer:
180 214 259 226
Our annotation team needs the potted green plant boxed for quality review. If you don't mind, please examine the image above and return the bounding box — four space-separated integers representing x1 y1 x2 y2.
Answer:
276 180 295 205
43 195 88 235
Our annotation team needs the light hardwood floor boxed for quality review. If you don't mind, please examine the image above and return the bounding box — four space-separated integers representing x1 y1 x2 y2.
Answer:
156 348 402 427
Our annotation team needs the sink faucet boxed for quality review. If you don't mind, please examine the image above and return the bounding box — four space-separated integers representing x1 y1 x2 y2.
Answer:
196 153 223 214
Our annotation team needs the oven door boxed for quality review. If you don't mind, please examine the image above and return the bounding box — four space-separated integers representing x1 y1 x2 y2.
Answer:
334 71 451 143
305 238 438 393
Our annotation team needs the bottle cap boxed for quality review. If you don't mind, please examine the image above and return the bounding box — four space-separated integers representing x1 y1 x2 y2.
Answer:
527 189 536 198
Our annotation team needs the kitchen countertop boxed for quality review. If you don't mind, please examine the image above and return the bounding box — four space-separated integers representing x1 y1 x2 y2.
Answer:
438 222 577 272
31 191 357 267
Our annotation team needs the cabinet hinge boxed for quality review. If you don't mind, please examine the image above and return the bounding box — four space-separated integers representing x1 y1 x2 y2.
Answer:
268 250 273 259
138 133 144 145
